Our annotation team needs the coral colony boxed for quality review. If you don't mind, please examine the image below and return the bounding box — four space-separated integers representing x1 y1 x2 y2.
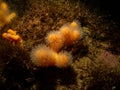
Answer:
30 21 83 68
0 2 83 68
2 29 23 44
0 2 23 46
0 2 16 28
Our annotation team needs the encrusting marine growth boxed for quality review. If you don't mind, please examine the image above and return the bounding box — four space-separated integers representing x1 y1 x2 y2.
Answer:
0 2 16 28
30 21 83 68
2 29 23 44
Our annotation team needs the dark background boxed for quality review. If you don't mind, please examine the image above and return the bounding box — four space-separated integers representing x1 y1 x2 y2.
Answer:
81 0 120 22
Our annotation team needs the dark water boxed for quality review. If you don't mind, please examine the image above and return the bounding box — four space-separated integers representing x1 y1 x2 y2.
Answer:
81 0 120 22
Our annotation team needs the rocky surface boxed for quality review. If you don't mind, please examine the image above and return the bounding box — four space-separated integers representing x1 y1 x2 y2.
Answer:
0 0 120 90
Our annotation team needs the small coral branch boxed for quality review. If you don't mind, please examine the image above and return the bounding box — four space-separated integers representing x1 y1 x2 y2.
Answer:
2 29 23 45
59 21 83 46
0 2 16 29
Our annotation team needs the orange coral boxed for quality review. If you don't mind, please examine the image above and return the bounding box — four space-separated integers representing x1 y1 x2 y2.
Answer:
2 29 22 43
70 21 78 28
46 31 64 52
30 45 72 67
30 21 83 68
0 2 8 13
30 45 57 67
0 2 16 28
60 21 82 46
55 51 72 68
7 29 16 35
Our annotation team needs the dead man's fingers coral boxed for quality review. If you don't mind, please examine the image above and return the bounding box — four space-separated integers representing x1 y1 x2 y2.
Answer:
7 29 17 35
2 32 11 40
70 21 83 38
70 21 80 29
0 2 8 13
30 45 73 68
55 51 73 68
5 12 16 23
60 25 73 45
60 21 83 46
30 45 57 67
0 2 16 28
46 31 64 52
2 29 22 43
